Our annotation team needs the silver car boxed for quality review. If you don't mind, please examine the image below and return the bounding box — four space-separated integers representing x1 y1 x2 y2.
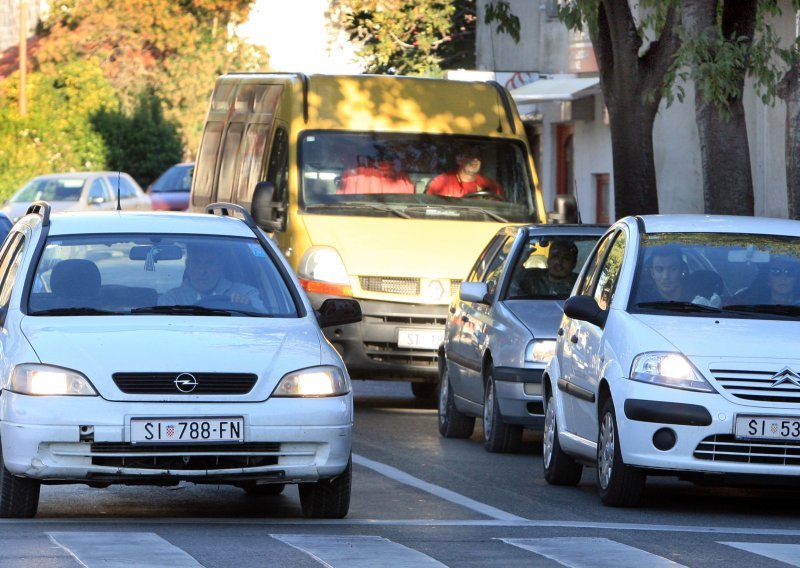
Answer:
438 224 606 452
2 171 151 221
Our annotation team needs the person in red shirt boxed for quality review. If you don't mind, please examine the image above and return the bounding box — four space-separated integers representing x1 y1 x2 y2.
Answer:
426 147 503 198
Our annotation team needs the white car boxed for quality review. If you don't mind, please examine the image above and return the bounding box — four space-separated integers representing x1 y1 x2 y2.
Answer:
544 214 800 506
0 202 360 518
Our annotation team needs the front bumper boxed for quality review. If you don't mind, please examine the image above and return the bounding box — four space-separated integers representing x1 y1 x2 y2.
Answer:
613 380 800 478
494 367 544 428
309 293 447 381
1 391 352 484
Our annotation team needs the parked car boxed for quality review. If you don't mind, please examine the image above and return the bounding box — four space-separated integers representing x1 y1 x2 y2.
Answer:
438 224 606 452
147 162 194 211
0 201 361 519
544 214 800 506
1 172 151 221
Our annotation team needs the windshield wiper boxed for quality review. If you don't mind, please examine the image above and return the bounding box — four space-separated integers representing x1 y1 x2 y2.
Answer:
29 307 120 316
635 301 723 314
130 305 233 316
722 304 800 318
306 202 410 219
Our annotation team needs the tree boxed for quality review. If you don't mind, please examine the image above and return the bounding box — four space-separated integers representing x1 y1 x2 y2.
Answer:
336 0 477 75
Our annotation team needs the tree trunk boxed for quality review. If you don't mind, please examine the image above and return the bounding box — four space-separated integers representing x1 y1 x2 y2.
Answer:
682 0 756 215
778 62 800 219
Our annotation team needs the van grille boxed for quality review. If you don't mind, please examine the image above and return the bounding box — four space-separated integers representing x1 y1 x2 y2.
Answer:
694 434 800 466
359 276 462 299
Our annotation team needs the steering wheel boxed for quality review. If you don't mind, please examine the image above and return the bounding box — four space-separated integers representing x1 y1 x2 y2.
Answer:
464 190 503 201
196 295 239 310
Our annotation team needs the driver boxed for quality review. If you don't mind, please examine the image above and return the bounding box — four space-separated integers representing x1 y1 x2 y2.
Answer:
426 146 504 198
160 244 264 309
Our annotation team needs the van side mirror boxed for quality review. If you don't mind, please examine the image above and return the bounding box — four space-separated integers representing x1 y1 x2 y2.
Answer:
252 181 286 232
316 298 362 328
548 194 580 224
563 295 607 328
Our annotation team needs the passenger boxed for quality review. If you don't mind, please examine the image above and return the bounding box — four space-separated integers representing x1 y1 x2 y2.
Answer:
337 155 414 194
735 256 800 305
426 146 503 199
516 240 579 297
645 246 687 301
160 244 264 310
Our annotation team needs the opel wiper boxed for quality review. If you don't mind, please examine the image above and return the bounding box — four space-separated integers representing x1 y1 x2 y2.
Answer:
722 304 800 318
29 307 120 316
131 305 233 316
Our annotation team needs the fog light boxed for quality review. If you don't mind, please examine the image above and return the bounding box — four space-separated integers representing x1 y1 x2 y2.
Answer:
523 382 542 396
653 428 677 451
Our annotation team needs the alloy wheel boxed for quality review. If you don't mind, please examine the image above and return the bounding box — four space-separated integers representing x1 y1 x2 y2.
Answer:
598 410 615 490
543 398 555 468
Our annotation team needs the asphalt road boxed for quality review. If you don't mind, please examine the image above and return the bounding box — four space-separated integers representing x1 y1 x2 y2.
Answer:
2 380 800 567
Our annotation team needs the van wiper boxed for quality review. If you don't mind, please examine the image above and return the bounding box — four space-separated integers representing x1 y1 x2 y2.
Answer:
418 205 507 223
635 301 723 314
29 307 121 316
307 202 410 219
722 304 800 318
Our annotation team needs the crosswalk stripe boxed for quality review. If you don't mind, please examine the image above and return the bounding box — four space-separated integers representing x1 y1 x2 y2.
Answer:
500 537 687 568
720 542 800 567
271 534 448 567
48 532 205 568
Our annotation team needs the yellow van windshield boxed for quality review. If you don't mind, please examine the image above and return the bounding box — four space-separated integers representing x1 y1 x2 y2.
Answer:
299 132 539 223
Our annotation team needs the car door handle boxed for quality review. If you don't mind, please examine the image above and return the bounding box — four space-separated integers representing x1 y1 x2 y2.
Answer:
570 335 578 344
557 328 564 336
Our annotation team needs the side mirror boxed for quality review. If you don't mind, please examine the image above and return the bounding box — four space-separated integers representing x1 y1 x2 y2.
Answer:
89 196 106 205
316 298 362 328
252 181 286 232
548 194 579 224
459 281 491 304
563 295 607 328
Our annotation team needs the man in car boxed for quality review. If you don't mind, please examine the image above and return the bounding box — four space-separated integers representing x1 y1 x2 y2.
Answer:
518 239 580 297
647 246 688 301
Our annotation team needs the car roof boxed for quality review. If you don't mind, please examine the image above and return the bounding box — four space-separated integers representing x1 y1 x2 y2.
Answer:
36 210 257 238
31 172 125 180
633 214 800 237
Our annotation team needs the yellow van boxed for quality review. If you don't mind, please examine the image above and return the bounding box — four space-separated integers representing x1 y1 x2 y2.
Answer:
191 73 548 397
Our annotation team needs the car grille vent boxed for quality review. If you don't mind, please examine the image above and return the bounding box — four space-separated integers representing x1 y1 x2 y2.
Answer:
694 434 800 466
90 442 280 470
710 367 800 404
360 276 419 295
363 342 439 366
112 373 257 395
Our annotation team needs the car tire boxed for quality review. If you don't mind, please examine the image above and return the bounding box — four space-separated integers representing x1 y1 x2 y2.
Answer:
243 482 286 496
596 397 646 507
411 381 437 399
437 364 475 438
482 368 522 453
0 442 40 519
298 456 351 519
542 393 583 485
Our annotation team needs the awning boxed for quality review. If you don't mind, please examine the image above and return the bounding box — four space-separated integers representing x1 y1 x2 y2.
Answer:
510 77 600 103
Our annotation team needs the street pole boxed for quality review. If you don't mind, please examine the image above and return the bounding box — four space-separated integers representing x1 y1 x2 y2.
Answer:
19 0 27 116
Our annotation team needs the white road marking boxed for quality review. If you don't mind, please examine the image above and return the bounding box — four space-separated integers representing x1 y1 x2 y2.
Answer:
48 532 204 568
501 537 687 568
352 453 526 521
720 542 800 567
271 534 447 567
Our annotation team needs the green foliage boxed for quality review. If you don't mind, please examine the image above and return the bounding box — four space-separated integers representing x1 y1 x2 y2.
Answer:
338 0 476 75
484 0 520 43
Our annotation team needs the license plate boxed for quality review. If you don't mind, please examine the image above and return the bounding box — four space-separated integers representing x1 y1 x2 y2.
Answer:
397 328 444 349
734 416 800 441
130 417 244 444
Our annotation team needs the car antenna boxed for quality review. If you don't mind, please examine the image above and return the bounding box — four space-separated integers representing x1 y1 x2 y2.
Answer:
116 172 121 211
573 179 582 224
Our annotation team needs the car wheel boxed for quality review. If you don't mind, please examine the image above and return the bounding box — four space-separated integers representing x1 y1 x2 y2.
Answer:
437 364 475 438
596 397 646 507
298 456 351 519
243 482 286 496
411 381 437 399
482 368 522 453
0 442 40 519
542 392 583 485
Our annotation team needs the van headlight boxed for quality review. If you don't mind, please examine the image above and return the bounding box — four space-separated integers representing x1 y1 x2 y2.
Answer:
629 352 715 393
297 246 352 296
272 366 349 397
525 340 556 363
10 364 98 396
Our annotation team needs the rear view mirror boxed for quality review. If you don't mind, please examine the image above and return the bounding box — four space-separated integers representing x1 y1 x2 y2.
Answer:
252 181 286 232
129 245 183 261
316 298 362 328
564 295 607 328
460 282 490 304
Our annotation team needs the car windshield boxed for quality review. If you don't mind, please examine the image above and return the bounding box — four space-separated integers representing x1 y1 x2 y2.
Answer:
630 232 800 319
150 165 193 193
12 178 84 203
299 131 539 223
26 234 299 317
506 235 601 300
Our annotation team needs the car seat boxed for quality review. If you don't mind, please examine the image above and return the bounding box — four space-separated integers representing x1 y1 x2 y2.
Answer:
50 259 101 303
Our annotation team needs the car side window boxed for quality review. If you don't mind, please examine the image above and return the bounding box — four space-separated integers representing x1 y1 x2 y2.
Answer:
117 176 138 199
467 235 507 282
593 232 626 310
267 127 290 202
88 179 108 202
0 233 25 308
482 237 514 297
575 232 613 296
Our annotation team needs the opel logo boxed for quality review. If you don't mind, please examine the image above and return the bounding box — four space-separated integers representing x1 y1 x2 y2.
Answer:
770 367 800 388
174 373 198 393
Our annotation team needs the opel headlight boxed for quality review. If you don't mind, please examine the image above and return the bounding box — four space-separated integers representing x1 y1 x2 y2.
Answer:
10 364 98 396
629 352 715 393
272 366 349 397
525 340 557 363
